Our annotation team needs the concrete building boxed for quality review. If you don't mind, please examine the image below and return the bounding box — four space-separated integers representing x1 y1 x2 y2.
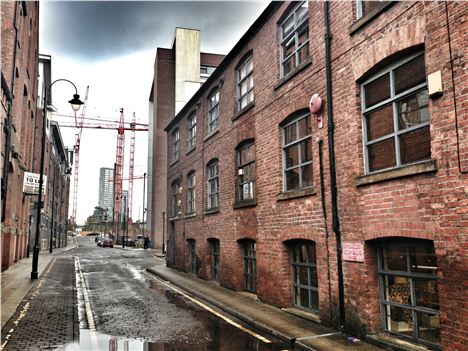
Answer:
163 2 466 351
98 167 114 220
147 28 224 250
1 2 40 271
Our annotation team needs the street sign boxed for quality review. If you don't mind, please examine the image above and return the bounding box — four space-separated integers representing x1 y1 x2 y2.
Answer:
23 172 47 195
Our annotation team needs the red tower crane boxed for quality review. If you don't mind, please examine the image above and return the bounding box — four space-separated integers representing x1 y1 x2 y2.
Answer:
113 108 126 237
127 112 136 223
53 112 148 229
70 86 89 226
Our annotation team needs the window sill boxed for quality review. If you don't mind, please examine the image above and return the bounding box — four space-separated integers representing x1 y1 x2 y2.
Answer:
169 159 179 167
349 2 395 35
169 215 180 222
355 160 437 187
185 212 197 219
366 333 437 351
277 187 316 201
204 208 220 216
186 147 196 156
204 129 219 142
233 198 257 209
232 101 255 122
274 58 312 91
282 307 321 324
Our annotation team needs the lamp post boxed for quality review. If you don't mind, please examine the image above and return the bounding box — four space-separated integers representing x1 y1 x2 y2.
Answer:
162 211 165 254
31 79 83 280
142 172 146 240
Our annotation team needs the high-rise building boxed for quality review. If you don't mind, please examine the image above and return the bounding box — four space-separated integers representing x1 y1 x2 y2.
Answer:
98 167 113 221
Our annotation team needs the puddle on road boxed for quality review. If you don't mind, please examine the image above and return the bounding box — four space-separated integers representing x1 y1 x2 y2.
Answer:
65 329 294 351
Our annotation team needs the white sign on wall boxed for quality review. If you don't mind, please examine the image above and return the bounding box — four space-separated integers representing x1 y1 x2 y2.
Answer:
23 172 47 195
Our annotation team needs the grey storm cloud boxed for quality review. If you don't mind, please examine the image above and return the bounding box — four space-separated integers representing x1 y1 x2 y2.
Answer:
40 1 268 61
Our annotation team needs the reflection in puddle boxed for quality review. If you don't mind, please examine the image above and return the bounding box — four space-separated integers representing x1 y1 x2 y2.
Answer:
65 329 293 351
66 330 145 350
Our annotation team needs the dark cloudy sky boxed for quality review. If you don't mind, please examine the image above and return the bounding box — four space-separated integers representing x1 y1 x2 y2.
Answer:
40 1 269 62
39 1 269 224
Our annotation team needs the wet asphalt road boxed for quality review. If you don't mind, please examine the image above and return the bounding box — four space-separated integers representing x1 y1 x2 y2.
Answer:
67 237 294 350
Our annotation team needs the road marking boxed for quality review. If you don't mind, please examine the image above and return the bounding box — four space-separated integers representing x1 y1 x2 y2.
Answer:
295 332 340 341
75 257 96 331
0 258 56 351
142 271 272 344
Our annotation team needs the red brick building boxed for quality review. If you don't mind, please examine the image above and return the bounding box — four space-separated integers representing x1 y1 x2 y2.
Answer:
1 1 40 271
162 1 466 350
147 28 224 250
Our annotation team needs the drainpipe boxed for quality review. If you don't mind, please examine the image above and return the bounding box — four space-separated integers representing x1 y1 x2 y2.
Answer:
318 139 334 324
1 1 19 223
324 0 345 329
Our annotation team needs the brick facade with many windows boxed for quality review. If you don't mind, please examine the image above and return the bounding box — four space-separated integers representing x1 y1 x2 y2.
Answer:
162 2 466 350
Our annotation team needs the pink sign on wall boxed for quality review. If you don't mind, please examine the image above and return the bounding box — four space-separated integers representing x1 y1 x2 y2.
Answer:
342 241 364 262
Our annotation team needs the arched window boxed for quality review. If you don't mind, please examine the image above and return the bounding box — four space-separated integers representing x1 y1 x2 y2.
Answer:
287 240 318 312
377 239 440 347
361 51 430 173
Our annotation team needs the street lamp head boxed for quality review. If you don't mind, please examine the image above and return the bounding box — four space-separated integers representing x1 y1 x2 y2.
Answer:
68 94 84 111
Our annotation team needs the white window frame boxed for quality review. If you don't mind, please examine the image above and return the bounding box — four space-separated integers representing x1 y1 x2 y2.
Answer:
172 128 180 161
188 112 196 150
187 171 195 214
207 161 219 210
237 141 255 202
279 1 309 78
208 90 220 134
237 55 254 111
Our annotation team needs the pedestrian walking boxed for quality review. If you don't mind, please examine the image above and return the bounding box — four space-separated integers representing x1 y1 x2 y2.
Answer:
144 236 149 250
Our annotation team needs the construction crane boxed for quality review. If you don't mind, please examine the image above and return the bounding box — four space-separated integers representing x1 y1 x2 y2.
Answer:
127 112 136 223
114 108 125 237
52 110 148 233
70 86 89 226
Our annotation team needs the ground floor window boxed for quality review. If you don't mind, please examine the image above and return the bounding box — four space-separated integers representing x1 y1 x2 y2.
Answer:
378 240 440 348
243 241 256 293
210 239 220 281
289 240 319 312
188 240 196 274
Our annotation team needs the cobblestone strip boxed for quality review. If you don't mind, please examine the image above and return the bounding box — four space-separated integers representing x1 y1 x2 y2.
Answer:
0 257 78 351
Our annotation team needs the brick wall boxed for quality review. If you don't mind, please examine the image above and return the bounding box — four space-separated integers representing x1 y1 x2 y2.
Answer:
162 1 466 350
1 2 40 271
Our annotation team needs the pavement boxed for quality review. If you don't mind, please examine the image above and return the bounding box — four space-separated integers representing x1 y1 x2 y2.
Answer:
146 264 386 351
1 248 78 350
1 242 77 330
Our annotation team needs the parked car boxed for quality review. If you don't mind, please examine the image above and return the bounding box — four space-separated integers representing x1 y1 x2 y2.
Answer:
101 238 114 248
87 232 100 237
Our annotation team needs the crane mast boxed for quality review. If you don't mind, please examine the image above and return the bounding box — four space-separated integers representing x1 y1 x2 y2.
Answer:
127 112 136 223
113 108 126 237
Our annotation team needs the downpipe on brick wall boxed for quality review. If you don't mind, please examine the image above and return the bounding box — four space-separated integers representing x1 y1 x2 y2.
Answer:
324 0 345 330
318 138 334 325
444 2 467 174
